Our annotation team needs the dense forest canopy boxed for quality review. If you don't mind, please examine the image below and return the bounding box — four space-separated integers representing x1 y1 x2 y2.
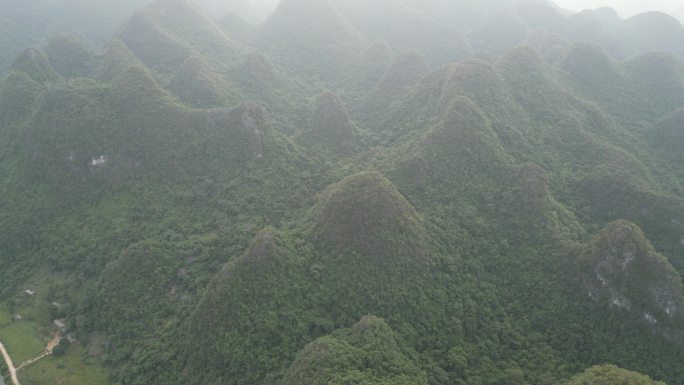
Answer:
0 0 683 384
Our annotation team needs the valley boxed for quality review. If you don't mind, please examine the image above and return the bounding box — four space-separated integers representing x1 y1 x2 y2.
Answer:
0 0 683 384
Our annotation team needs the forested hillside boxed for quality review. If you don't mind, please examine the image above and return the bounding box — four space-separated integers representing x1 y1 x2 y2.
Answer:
0 0 683 384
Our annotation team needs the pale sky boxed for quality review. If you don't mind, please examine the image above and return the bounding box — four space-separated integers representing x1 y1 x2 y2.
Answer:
553 0 683 19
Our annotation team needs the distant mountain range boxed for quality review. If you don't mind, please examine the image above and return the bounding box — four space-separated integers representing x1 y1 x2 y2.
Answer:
1 0 683 384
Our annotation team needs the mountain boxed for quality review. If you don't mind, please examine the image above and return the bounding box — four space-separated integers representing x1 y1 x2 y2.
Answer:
168 56 236 108
311 171 428 260
382 7 471 68
118 0 246 73
280 315 429 385
303 91 356 150
256 0 364 79
619 12 684 58
0 0 150 74
43 33 94 78
194 0 263 23
1 1 684 385
578 220 684 327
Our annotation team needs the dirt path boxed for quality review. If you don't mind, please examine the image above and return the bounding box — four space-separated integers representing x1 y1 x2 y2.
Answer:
15 332 61 371
0 342 20 385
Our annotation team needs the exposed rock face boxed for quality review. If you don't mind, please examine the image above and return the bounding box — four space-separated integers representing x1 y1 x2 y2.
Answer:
204 102 270 165
578 220 684 325
224 101 268 162
309 91 354 143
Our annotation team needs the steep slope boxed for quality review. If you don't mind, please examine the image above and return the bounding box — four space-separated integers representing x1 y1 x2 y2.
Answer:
619 12 684 59
312 171 428 261
578 221 684 327
184 171 433 385
511 1 567 32
0 0 149 74
280 316 428 385
0 71 44 127
3 1 684 385
20 67 177 190
195 0 263 22
303 91 356 149
9 48 55 83
471 6 531 54
559 44 684 123
648 108 684 163
383 7 470 68
89 242 182 340
169 56 236 108
256 0 364 79
360 51 429 125
43 33 94 78
119 0 245 73
559 43 624 91
97 40 144 81
229 52 289 105
622 52 684 120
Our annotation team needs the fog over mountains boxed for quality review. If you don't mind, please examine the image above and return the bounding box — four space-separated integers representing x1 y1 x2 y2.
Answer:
1 0 684 384
555 0 683 18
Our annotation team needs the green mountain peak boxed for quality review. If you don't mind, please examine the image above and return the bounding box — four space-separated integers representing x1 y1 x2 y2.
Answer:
312 171 427 261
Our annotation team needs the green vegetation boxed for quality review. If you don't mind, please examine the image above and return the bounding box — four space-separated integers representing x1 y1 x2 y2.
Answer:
44 34 94 78
577 220 684 325
0 306 47 363
564 365 666 385
280 315 429 385
169 56 235 107
312 171 427 261
20 346 109 385
1 0 684 384
307 91 355 143
0 298 109 385
256 0 364 79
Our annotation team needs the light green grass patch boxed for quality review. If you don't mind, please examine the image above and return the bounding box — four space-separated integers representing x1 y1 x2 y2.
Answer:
0 305 46 364
19 344 109 385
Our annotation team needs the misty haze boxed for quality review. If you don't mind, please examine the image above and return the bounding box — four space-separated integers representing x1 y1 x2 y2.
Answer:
1 0 684 385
